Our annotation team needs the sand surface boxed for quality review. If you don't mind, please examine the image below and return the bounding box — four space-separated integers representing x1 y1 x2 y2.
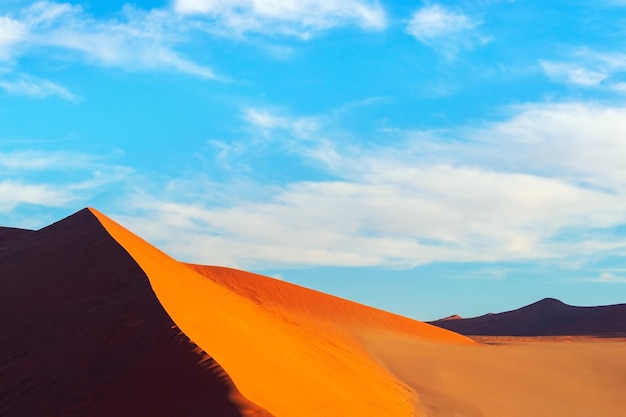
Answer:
4 208 625 417
366 333 626 417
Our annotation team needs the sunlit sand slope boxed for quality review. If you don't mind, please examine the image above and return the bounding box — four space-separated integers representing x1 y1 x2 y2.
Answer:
93 208 472 417
186 264 472 342
0 209 270 417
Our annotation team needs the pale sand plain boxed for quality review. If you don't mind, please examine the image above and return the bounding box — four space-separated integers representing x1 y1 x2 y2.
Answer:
366 333 626 417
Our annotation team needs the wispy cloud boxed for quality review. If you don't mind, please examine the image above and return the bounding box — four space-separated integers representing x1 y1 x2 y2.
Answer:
116 102 626 269
540 50 626 92
581 272 626 283
0 15 27 60
0 150 94 170
242 107 320 139
0 0 393 90
0 180 74 211
405 4 485 57
173 0 387 38
0 148 132 216
0 1 217 79
540 61 606 87
0 74 78 100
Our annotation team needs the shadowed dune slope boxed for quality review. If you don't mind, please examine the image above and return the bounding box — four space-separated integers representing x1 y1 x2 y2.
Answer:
0 226 34 242
0 209 271 417
429 297 626 336
93 208 472 417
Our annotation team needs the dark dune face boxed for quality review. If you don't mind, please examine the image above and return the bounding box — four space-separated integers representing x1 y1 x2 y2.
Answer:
429 298 626 337
0 209 269 417
0 226 34 243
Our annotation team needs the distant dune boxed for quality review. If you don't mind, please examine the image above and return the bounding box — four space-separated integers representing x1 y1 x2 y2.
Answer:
2 208 625 417
429 297 626 337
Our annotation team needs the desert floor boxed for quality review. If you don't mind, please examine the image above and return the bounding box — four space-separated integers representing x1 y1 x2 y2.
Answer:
366 334 626 417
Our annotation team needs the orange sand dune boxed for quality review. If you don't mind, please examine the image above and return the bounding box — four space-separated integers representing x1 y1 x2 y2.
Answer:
93 208 470 417
186 264 470 343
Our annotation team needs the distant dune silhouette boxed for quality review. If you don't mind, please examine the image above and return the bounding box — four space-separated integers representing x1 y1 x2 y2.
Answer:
429 297 626 336
2 208 625 417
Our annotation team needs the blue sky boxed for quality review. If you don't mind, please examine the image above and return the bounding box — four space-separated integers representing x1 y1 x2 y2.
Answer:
2 0 626 320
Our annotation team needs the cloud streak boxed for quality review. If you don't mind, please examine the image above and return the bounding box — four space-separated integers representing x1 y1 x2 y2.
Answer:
0 180 74 210
405 4 485 57
540 49 626 92
174 0 387 37
116 101 626 269
0 0 390 87
580 272 626 284
0 148 132 218
0 74 78 100
0 1 217 79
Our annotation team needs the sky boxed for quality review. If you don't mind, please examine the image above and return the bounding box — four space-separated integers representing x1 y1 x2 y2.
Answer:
1 0 626 321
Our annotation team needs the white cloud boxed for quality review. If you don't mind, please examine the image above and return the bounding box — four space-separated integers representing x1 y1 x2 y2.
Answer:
540 50 626 92
243 107 320 138
468 103 626 191
174 0 387 37
0 0 388 86
0 150 95 170
0 149 133 215
406 4 476 40
0 180 74 210
540 61 607 87
0 74 77 100
405 4 484 56
0 16 27 60
115 102 626 269
582 272 626 283
0 1 217 79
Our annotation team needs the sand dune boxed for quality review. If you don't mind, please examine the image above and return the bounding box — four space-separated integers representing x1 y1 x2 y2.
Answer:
94 208 470 417
185 264 469 342
3 208 625 417
1 209 269 417
430 297 626 336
